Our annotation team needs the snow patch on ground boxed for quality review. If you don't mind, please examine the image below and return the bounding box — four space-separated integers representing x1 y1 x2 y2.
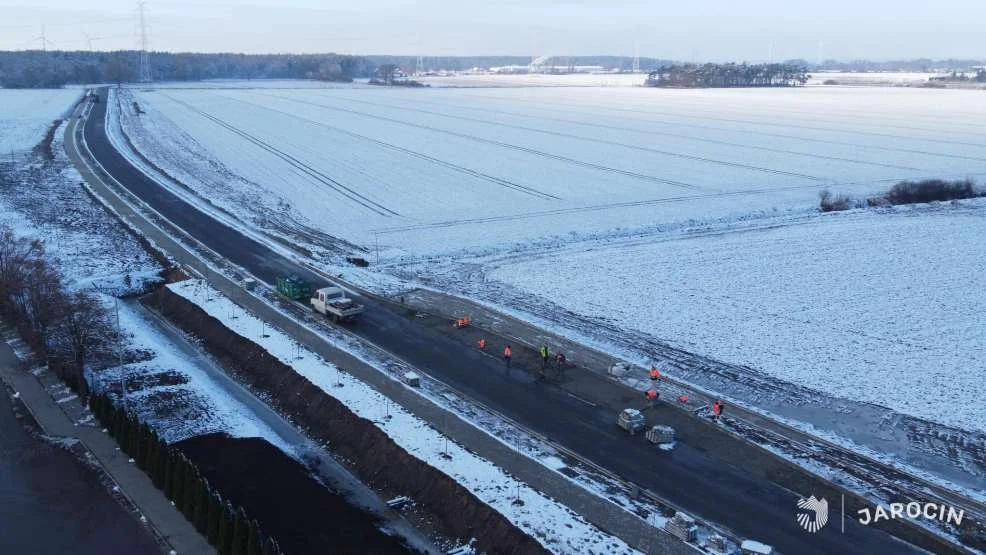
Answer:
168 279 639 555
95 298 289 448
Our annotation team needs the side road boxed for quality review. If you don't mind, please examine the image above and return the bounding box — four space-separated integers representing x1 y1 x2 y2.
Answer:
0 330 213 555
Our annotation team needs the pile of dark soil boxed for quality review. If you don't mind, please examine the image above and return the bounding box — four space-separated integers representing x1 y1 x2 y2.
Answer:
177 433 411 555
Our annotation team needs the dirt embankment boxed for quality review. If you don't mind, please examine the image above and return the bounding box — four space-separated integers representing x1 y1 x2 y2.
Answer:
33 119 62 160
143 287 547 555
177 433 411 555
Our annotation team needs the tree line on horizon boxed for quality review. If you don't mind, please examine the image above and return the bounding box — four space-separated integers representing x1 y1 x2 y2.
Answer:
645 63 809 88
0 50 375 88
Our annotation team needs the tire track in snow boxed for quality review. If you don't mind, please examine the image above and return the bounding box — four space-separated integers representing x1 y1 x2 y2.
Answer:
248 91 710 193
494 93 986 148
373 178 912 235
298 93 827 181
160 93 402 217
460 92 986 163
603 95 986 138
319 92 923 172
207 91 561 201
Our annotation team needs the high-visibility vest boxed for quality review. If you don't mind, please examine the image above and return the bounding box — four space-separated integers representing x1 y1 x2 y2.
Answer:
504 346 512 357
540 347 548 358
646 389 657 400
478 339 487 349
712 402 721 415
649 367 661 379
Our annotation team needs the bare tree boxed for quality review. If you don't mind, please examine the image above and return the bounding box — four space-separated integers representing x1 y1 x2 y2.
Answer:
0 225 42 309
59 292 114 397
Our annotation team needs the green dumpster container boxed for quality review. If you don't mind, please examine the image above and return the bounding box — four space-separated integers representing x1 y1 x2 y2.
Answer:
275 276 311 301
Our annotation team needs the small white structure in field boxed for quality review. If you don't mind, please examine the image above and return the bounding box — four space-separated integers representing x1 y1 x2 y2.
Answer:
741 539 775 555
401 371 420 387
665 512 698 542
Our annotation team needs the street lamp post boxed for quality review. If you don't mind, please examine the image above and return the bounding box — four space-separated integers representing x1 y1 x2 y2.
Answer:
114 297 126 413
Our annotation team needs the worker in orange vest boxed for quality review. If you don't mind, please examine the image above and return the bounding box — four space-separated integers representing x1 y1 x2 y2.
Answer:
503 345 512 368
712 400 723 423
644 388 659 408
478 338 487 350
649 366 661 380
678 394 689 403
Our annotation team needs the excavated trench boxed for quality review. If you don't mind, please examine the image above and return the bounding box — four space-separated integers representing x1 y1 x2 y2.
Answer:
143 286 547 555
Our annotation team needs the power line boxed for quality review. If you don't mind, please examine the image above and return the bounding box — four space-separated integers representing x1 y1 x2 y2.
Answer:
137 1 152 83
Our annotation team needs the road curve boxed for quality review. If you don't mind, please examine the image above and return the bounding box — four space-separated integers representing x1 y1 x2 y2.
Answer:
80 87 924 555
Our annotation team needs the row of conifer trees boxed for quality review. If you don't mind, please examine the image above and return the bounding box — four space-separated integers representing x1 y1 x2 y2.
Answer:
88 394 283 555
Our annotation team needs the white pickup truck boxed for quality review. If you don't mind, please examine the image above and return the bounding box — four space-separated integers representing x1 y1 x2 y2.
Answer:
310 286 365 322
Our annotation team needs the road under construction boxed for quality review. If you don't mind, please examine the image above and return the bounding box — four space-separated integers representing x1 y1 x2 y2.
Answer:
69 86 978 555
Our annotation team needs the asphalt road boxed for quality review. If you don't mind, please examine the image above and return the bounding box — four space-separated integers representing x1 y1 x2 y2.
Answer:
83 88 921 555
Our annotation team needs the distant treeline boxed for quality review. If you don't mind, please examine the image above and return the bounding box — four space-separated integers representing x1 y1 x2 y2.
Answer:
813 58 986 73
645 63 809 88
0 50 374 88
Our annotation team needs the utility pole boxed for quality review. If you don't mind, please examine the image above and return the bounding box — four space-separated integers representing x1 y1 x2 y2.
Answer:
137 1 152 83
415 55 424 76
632 41 640 73
39 25 47 52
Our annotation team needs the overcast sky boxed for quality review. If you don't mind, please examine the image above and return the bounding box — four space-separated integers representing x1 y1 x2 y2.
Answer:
2 0 984 61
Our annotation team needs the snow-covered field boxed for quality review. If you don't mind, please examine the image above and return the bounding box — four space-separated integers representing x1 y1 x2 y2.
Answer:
487 204 986 433
0 89 82 154
419 72 647 88
116 84 986 260
169 279 638 555
0 121 160 295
